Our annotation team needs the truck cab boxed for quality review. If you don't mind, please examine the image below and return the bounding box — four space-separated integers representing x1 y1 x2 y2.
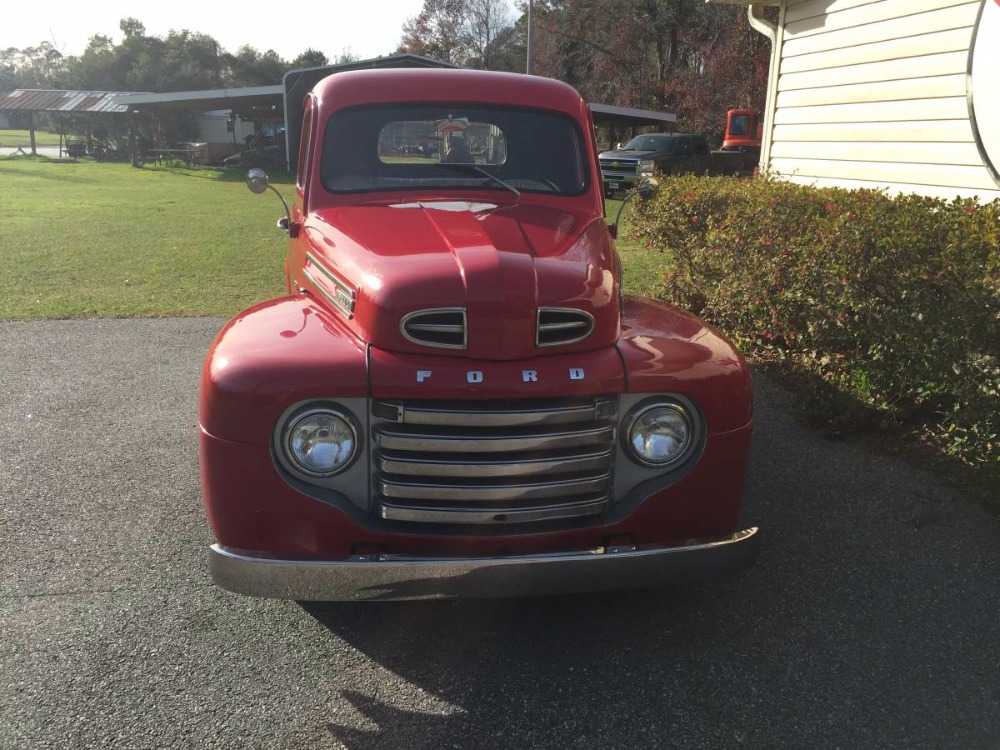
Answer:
199 69 759 601
721 109 763 163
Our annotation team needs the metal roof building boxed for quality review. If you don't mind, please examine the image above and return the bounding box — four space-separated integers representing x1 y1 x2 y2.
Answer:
0 89 131 114
0 89 134 155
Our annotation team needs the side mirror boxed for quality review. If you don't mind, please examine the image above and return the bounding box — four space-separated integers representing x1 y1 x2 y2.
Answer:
246 168 296 236
246 168 270 194
610 178 657 238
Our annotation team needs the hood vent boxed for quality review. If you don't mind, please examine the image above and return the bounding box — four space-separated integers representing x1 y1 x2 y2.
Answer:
537 307 595 348
401 308 467 350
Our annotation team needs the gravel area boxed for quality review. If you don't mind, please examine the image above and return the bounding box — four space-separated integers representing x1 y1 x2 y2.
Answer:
1 318 998 749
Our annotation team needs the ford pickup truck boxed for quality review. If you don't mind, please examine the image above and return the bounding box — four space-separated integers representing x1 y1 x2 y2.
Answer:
200 68 759 601
600 133 752 195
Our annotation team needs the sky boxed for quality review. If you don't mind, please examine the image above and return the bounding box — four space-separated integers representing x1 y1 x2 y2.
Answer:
2 1 435 62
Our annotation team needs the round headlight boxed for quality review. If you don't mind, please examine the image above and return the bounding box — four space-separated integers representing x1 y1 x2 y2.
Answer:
626 402 694 467
283 408 357 477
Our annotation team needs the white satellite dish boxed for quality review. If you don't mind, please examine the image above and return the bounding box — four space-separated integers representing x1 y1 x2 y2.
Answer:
970 0 1000 186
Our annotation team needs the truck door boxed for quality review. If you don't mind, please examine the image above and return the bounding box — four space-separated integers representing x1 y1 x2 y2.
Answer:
691 137 711 174
675 136 694 174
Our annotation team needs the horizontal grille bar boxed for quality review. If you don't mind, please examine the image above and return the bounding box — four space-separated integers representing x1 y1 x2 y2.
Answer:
541 321 589 332
408 323 464 334
379 498 608 525
377 449 613 478
379 474 611 502
376 425 614 454
375 399 614 427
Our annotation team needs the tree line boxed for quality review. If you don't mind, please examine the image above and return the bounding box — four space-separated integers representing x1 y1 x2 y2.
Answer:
2 2 770 145
0 18 342 94
397 0 773 141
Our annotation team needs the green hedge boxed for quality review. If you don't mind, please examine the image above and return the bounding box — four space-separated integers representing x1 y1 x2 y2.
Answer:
628 175 1000 477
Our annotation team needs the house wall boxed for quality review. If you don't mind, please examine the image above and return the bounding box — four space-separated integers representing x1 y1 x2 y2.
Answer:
767 0 1000 201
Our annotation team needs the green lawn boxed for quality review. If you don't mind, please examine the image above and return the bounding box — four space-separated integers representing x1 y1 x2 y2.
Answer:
0 159 669 319
0 129 64 148
607 196 672 300
0 160 287 318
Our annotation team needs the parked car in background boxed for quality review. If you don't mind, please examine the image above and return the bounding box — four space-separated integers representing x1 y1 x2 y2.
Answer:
600 132 754 196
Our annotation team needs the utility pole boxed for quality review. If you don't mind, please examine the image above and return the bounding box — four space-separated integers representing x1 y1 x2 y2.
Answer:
526 0 534 75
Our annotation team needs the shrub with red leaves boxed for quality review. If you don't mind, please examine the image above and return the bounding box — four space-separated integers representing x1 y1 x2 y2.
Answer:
628 174 1000 473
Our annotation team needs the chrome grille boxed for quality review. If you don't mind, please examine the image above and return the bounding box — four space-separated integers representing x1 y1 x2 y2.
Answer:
372 397 617 525
537 307 595 347
600 159 638 175
401 308 467 350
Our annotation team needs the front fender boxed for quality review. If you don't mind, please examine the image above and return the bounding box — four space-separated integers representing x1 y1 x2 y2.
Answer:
618 296 752 435
199 295 368 444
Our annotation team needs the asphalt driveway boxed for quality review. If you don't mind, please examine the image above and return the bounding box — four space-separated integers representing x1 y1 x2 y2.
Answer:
1 318 998 749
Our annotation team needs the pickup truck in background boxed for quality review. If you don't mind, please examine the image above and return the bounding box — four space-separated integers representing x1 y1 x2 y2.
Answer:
600 132 756 196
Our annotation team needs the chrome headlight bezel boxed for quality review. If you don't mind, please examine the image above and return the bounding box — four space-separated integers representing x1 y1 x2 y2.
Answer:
280 405 359 478
622 397 701 469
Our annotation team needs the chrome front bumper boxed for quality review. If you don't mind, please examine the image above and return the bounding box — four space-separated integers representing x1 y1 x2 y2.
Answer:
209 527 760 601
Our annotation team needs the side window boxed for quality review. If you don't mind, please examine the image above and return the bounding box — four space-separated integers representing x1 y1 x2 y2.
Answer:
296 98 315 191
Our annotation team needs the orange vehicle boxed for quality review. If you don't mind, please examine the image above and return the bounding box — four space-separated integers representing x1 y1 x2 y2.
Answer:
721 109 762 157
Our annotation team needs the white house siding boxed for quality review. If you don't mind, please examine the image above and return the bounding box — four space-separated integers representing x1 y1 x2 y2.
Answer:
768 0 1000 201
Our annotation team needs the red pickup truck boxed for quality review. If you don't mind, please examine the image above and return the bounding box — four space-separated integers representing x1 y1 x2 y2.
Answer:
199 68 759 601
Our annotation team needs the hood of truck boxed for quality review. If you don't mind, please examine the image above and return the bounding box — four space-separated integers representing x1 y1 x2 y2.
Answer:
297 200 619 361
599 150 659 161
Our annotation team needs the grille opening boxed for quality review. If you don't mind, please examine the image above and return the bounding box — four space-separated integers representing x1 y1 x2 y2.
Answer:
599 160 638 174
537 308 595 347
372 396 617 526
401 308 466 349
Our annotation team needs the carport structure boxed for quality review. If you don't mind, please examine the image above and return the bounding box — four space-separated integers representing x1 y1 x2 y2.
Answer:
116 54 458 169
116 54 676 170
589 103 677 149
0 89 130 156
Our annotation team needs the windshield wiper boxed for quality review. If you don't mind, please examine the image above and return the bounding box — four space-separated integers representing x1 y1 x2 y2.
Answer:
439 164 520 200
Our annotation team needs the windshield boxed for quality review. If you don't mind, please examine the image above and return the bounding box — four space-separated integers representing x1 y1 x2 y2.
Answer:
622 135 675 153
729 114 750 137
321 104 588 195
